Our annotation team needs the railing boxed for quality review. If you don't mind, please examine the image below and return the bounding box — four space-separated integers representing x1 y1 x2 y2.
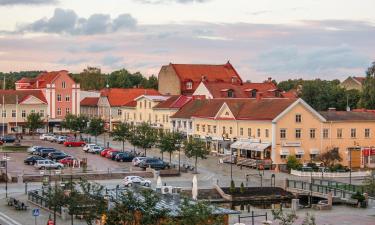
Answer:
28 190 62 214
290 169 370 178
311 179 366 195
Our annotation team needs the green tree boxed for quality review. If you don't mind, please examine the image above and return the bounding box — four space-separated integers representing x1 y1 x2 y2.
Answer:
72 67 106 90
183 137 210 173
46 184 68 225
317 148 342 168
272 209 298 225
62 114 89 138
363 170 375 196
87 118 105 144
286 155 302 171
158 131 184 163
130 123 157 156
61 114 76 132
178 198 223 225
25 112 44 135
359 62 375 109
110 122 131 151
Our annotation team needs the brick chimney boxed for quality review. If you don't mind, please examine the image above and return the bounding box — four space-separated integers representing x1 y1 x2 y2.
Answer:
267 77 272 83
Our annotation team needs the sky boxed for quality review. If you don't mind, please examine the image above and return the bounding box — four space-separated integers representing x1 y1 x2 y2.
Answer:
0 0 374 82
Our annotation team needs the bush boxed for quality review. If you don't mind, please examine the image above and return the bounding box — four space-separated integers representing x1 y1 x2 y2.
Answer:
286 155 302 171
229 180 236 194
351 191 365 202
329 163 347 172
306 162 319 171
240 182 245 194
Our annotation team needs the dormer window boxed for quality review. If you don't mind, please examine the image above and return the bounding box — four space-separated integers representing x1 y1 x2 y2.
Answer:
227 89 234 98
62 81 66 89
231 76 237 84
275 91 281 97
250 90 257 98
186 81 193 90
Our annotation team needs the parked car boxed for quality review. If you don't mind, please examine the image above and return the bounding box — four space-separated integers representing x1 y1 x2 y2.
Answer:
34 160 64 170
59 156 78 166
115 152 135 162
100 148 114 157
0 135 16 143
33 147 56 156
123 176 151 187
132 157 147 166
56 136 68 144
88 146 103 154
27 146 42 154
48 152 69 161
109 151 121 160
139 158 170 170
46 134 57 142
83 144 97 152
24 156 45 165
64 140 86 147
39 133 54 140
39 149 60 158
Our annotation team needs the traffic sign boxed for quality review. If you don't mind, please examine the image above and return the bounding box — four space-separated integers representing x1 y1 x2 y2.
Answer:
32 208 40 217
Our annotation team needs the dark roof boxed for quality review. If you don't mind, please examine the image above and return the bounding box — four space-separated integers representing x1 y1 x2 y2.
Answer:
0 90 47 104
80 97 99 106
319 111 375 121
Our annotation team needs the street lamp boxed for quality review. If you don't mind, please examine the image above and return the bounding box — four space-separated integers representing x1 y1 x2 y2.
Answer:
222 133 233 182
2 153 10 198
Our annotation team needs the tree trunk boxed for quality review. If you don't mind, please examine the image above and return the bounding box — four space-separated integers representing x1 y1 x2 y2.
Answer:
169 152 172 163
95 136 97 144
195 156 198 174
122 141 125 152
161 152 164 160
144 148 147 157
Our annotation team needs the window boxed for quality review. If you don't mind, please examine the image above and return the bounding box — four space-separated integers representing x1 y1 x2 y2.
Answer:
149 102 151 108
250 90 257 98
310 129 316 139
265 129 269 138
31 109 35 113
139 113 142 120
40 110 44 117
248 128 252 137
117 109 122 116
351 128 356 138
229 127 233 134
166 115 169 123
186 81 193 90
1 110 5 118
323 129 329 139
144 100 147 109
280 155 287 159
240 128 243 136
227 89 234 98
189 122 192 130
139 102 142 108
213 126 217 133
257 128 261 137
196 124 200 132
208 125 211 133
11 110 16 118
62 81 66 88
296 154 303 159
295 129 301 139
65 95 70 102
133 113 136 120
202 125 206 132
155 115 158 122
66 108 70 114
310 154 317 160
183 121 186 128
21 110 26 118
148 113 151 122
177 121 181 128
57 94 62 102
365 128 371 138
295 114 302 123
337 129 343 139
57 108 62 116
222 126 226 134
280 129 286 139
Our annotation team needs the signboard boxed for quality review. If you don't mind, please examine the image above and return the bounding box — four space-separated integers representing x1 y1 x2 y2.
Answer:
363 148 375 156
282 141 301 147
32 208 40 217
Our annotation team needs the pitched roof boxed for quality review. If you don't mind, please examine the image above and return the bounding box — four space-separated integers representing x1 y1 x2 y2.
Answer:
153 95 192 109
319 111 375 121
171 98 297 120
15 70 72 88
80 97 99 106
352 76 366 84
100 88 160 107
0 90 47 104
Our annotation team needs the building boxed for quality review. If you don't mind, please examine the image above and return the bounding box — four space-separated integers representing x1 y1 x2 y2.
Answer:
340 76 366 91
80 97 99 118
0 90 48 134
15 70 80 131
158 62 242 95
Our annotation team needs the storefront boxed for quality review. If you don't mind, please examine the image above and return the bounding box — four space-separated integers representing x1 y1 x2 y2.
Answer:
230 140 271 160
362 147 375 168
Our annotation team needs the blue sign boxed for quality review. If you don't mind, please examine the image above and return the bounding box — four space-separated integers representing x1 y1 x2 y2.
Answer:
32 208 40 217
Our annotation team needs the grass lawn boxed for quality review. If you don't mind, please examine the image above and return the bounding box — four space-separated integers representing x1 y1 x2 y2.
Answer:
0 145 29 152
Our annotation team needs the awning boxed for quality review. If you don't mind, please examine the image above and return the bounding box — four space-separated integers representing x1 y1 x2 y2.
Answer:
295 148 305 155
280 149 290 156
310 148 320 154
230 140 270 152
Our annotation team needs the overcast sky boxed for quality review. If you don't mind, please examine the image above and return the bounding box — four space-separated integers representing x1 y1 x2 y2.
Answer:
0 0 374 81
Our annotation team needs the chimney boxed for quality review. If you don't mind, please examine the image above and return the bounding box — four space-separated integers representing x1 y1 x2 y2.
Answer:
201 75 206 82
328 107 336 111
256 92 263 101
268 77 272 83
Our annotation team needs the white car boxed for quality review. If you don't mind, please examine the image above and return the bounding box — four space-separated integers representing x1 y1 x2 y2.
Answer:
83 144 97 152
27 146 41 154
34 160 64 170
123 176 151 187
88 146 103 154
132 157 147 166
39 134 54 140
56 136 67 144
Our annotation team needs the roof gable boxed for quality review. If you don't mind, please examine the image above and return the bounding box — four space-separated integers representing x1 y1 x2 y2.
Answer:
19 95 47 105
214 102 236 120
100 88 160 107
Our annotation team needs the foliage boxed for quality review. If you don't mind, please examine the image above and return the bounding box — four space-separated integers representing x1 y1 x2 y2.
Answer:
0 71 42 89
129 123 158 156
351 191 365 202
183 137 210 173
158 131 184 163
277 79 304 92
71 67 106 90
110 123 132 151
240 182 245 194
328 163 348 172
359 62 375 109
272 209 298 225
62 114 89 135
363 171 375 196
317 148 342 168
301 213 317 225
86 117 105 143
286 155 302 171
229 180 236 194
177 198 223 225
25 112 44 134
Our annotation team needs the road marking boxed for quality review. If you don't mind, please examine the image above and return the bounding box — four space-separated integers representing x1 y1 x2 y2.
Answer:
0 211 22 225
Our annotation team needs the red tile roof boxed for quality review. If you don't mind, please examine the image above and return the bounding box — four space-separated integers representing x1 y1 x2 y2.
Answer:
80 97 99 106
171 98 297 120
0 90 47 104
100 88 160 107
153 95 192 109
353 76 366 84
16 70 71 89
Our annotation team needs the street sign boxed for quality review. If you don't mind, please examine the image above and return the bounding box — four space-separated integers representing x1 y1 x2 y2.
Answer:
32 208 40 217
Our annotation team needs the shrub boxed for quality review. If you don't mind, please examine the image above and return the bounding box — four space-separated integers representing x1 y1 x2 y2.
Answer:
286 155 302 171
351 191 365 202
229 180 236 194
329 163 346 172
240 182 245 194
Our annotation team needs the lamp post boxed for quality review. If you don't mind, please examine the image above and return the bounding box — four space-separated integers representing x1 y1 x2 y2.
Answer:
2 153 10 198
222 133 233 182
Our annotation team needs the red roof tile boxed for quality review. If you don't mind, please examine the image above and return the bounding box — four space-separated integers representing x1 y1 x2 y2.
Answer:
100 88 160 107
0 90 47 104
353 76 366 84
80 97 99 106
16 70 72 89
153 95 192 109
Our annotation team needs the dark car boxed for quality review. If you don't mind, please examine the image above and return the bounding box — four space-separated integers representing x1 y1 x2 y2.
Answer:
40 149 59 158
115 152 135 162
139 158 170 170
24 156 45 165
33 147 56 156
48 152 69 161
111 151 122 160
0 135 16 143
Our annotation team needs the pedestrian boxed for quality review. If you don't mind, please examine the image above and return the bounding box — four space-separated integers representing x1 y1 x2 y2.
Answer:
74 133 77 140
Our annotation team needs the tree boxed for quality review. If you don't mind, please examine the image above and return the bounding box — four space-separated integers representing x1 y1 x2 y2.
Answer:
286 155 302 171
110 122 131 151
177 198 223 225
61 114 76 132
359 62 375 109
158 131 184 163
272 209 298 225
363 170 375 196
130 123 157 156
62 114 89 138
87 118 105 144
72 67 106 90
46 183 68 225
25 112 44 135
183 137 210 173
317 148 342 168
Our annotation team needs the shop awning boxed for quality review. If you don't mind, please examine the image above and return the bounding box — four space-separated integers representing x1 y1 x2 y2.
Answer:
310 148 320 155
230 140 270 152
280 149 290 156
295 148 305 155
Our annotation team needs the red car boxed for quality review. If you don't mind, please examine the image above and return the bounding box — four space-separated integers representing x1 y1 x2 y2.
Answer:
100 148 114 157
64 140 86 147
105 150 120 159
59 156 77 165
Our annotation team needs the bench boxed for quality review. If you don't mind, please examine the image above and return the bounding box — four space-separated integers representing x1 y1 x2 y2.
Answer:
6 197 29 210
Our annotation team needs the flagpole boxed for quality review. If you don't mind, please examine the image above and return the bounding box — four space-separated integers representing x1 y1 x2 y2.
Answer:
2 95 4 137
16 95 18 135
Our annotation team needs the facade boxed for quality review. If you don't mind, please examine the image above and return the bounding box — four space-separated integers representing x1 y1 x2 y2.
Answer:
0 90 48 134
158 62 242 95
80 97 99 118
340 76 366 91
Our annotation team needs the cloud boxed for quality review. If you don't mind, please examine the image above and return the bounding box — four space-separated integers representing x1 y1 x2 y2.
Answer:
134 0 210 4
58 58 89 66
17 8 137 35
0 0 57 5
102 55 123 67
